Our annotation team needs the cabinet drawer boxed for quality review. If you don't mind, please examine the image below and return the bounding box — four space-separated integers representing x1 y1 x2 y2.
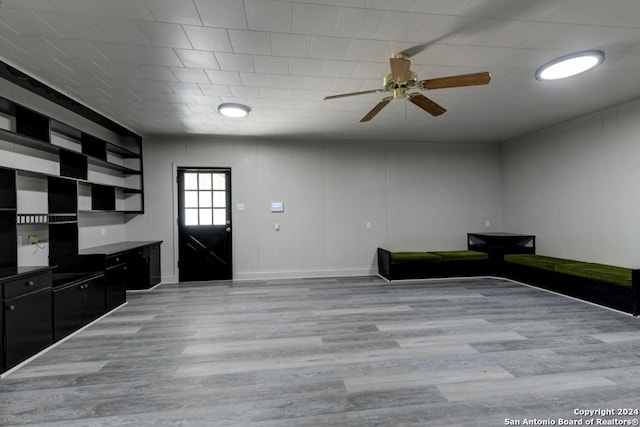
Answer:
106 254 127 268
3 271 52 299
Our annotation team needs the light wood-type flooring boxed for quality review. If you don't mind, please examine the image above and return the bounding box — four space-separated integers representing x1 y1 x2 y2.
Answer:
2 276 640 426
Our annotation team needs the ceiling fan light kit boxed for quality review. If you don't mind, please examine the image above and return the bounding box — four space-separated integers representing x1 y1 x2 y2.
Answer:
536 50 605 81
217 103 251 118
324 51 491 122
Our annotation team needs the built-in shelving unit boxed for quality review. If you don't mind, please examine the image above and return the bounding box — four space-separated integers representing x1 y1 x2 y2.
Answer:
0 61 155 376
0 96 143 214
0 168 17 271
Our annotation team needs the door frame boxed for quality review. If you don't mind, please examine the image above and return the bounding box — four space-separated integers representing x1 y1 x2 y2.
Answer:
172 163 233 282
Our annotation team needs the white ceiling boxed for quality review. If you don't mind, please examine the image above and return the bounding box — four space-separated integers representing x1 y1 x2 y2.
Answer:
1 0 640 143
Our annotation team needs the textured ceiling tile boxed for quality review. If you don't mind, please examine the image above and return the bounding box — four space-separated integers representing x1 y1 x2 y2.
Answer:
35 12 104 40
346 39 391 61
374 11 429 42
0 0 55 11
170 67 211 84
292 3 341 36
0 9 60 37
367 0 417 12
47 0 154 20
174 49 220 69
194 0 248 29
228 30 271 55
143 0 202 25
253 55 289 74
215 52 255 72
322 60 359 78
198 84 232 97
303 76 335 90
88 16 150 45
183 26 232 52
411 0 475 15
45 39 108 60
136 21 192 49
166 81 203 95
230 85 261 98
271 33 311 57
289 57 325 76
239 72 273 88
272 74 305 89
64 59 116 76
134 64 178 81
334 7 385 39
245 0 292 32
0 34 63 56
94 42 183 66
205 70 242 85
309 36 352 60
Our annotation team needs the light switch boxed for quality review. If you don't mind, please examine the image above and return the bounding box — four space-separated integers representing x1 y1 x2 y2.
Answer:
237 203 245 211
485 220 491 228
366 222 372 229
275 222 280 231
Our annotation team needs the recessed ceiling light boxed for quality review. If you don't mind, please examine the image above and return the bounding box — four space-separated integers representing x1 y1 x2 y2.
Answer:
217 103 251 118
536 50 605 81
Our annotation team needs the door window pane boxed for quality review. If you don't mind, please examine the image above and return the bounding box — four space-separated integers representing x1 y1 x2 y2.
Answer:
185 208 198 225
213 191 226 208
199 173 212 190
212 173 226 190
199 208 213 225
199 191 212 208
213 209 226 225
184 173 198 190
185 191 198 208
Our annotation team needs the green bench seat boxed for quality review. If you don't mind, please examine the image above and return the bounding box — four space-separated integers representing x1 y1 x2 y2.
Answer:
504 254 578 272
390 252 442 263
429 250 489 262
555 263 632 287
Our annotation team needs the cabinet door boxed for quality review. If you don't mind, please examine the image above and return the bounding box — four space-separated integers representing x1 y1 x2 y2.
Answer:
1 297 4 371
105 262 127 311
149 243 161 286
4 289 53 368
53 284 84 341
127 247 150 290
82 275 105 322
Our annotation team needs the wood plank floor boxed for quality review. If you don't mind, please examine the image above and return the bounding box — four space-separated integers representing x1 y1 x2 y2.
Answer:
2 276 640 426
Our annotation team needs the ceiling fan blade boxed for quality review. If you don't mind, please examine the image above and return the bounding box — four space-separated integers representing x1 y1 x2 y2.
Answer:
360 96 393 122
390 57 411 82
418 72 491 90
408 93 447 117
324 89 382 100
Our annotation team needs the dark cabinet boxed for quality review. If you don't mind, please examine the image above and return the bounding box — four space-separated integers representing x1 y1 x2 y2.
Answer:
79 241 162 291
128 243 161 290
52 273 105 341
105 255 127 311
0 168 17 271
2 269 53 372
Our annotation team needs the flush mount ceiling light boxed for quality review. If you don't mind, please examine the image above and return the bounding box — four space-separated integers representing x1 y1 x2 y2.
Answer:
217 103 251 118
536 50 605 81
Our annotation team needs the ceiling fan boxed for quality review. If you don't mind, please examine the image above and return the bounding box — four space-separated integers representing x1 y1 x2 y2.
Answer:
324 52 491 122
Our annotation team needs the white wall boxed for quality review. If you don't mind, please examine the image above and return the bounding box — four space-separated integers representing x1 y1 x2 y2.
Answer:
502 97 640 268
126 136 503 282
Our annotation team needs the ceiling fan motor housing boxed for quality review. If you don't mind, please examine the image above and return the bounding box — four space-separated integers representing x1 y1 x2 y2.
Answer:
383 71 418 93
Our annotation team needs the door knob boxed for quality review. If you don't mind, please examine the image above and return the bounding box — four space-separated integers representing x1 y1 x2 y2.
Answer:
226 227 231 232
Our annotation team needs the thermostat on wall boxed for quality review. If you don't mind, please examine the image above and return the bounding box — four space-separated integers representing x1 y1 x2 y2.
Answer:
271 202 284 213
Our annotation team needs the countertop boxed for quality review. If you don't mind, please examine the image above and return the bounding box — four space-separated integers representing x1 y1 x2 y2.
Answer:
78 241 162 256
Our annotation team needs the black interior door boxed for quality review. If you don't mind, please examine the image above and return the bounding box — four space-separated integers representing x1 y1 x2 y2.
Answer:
178 168 232 281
